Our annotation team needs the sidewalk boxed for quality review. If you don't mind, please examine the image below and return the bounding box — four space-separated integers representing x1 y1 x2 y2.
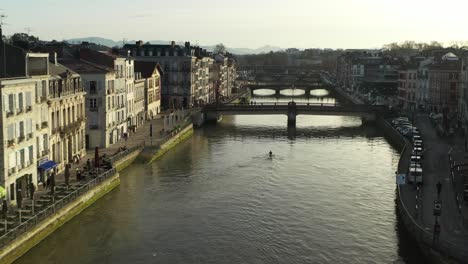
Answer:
415 114 468 251
10 115 188 215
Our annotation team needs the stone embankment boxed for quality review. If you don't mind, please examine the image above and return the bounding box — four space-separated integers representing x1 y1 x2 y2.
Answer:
378 116 468 264
0 122 194 264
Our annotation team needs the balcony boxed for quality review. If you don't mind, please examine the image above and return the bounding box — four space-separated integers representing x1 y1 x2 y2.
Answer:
18 135 25 143
7 139 16 147
26 105 32 112
16 108 23 115
27 132 34 140
6 111 14 118
8 167 17 176
42 121 48 129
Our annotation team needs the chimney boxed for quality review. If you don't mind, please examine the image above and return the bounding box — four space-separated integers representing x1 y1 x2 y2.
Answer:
136 40 143 47
54 52 58 65
171 41 176 48
185 41 191 49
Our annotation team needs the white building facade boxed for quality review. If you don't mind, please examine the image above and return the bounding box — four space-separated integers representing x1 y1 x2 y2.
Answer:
1 78 40 205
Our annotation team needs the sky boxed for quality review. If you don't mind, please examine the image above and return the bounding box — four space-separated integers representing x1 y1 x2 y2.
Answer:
1 0 468 49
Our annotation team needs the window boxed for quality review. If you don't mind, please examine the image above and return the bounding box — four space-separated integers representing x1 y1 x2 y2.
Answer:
90 98 97 109
10 184 14 200
18 93 24 111
28 146 33 165
89 81 97 94
450 82 457 91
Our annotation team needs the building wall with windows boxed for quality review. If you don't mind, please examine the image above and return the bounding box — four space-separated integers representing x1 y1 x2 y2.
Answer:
460 57 468 130
123 41 213 109
397 68 418 110
0 78 39 205
428 60 460 114
134 76 146 128
47 64 86 173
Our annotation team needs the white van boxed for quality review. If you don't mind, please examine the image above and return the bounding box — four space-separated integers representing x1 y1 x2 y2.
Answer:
408 165 423 184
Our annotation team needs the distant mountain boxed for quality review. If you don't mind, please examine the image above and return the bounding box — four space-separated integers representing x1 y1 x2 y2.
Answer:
65 37 284 55
66 37 122 48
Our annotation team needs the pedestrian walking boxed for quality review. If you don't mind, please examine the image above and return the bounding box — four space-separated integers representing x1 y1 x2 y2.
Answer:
29 182 35 200
436 181 442 197
65 164 70 188
2 199 7 219
433 221 441 245
17 189 22 209
50 172 56 195
46 176 50 191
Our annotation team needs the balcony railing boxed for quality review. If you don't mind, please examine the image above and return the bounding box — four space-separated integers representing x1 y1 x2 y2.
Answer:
16 108 23 115
42 121 48 129
7 139 16 147
27 132 34 140
18 135 25 143
26 106 32 112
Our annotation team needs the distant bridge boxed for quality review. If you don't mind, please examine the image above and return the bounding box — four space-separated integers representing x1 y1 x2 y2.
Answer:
238 65 320 75
203 102 387 127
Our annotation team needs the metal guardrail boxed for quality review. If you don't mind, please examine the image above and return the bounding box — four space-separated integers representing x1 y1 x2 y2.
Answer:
107 145 143 165
0 168 117 248
142 120 193 147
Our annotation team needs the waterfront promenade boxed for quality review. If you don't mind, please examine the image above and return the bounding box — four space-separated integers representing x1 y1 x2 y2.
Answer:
398 114 468 262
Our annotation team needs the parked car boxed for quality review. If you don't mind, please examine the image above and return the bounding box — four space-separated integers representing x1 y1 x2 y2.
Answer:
392 117 409 125
393 121 413 128
408 164 423 185
414 142 424 150
410 155 422 164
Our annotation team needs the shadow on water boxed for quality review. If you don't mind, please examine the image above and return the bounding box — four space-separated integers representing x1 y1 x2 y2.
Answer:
394 191 429 264
202 122 381 140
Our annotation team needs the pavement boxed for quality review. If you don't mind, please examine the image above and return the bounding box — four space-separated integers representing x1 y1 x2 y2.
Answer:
8 112 191 215
399 113 468 257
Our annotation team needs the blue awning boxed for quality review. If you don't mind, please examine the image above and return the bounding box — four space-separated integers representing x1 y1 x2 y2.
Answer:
38 160 58 171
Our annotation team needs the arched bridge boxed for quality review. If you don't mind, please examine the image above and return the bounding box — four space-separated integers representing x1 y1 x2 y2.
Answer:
203 102 387 127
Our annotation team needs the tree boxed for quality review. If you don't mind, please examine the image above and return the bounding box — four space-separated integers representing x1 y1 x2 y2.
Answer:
9 33 39 49
214 43 226 54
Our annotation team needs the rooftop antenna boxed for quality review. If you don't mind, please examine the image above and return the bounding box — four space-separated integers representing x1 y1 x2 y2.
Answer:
24 27 32 35
1 12 7 78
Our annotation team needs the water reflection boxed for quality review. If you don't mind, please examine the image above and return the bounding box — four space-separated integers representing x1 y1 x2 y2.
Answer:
15 96 427 264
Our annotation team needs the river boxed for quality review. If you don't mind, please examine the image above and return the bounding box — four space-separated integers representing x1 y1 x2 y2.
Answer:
15 90 426 264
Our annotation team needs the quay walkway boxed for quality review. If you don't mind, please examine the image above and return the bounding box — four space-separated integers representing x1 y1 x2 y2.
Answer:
397 114 468 263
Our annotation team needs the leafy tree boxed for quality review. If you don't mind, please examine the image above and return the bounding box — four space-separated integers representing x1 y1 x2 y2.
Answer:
214 43 226 54
9 33 39 49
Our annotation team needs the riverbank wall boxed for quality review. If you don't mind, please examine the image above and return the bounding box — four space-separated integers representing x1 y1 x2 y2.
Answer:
0 169 120 264
0 122 196 264
377 116 465 264
137 124 193 164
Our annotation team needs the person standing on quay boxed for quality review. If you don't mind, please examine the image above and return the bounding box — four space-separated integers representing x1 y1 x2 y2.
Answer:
17 189 22 209
2 199 7 219
29 182 35 200
436 181 442 198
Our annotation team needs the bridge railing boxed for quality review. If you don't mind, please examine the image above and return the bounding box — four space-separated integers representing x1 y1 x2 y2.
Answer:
204 102 388 114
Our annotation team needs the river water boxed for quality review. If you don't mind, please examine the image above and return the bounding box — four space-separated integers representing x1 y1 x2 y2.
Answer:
15 90 426 264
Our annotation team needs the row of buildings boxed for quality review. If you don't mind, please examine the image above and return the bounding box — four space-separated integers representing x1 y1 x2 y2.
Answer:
336 49 468 125
0 35 237 206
